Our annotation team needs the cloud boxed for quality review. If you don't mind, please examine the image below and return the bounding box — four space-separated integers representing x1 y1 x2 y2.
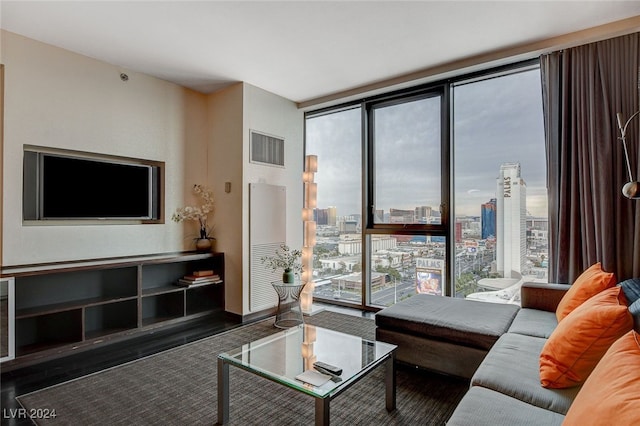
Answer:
306 67 547 220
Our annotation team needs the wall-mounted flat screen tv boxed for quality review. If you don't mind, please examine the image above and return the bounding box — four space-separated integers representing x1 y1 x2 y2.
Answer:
24 149 161 221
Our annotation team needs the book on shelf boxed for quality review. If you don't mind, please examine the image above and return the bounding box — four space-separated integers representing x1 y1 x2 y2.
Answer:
175 269 221 287
182 273 220 282
192 270 215 277
176 277 220 287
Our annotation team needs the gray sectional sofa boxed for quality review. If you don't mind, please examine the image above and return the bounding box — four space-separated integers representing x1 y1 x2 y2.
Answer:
375 283 584 424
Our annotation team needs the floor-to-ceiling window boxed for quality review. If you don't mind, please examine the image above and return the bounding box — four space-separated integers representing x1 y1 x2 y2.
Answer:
366 91 449 307
452 66 549 303
305 106 363 305
305 60 547 310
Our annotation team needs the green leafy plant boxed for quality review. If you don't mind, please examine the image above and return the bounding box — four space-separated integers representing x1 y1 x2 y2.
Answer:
261 244 303 274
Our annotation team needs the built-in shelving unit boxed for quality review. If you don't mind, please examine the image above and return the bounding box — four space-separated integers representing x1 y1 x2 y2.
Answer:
1 277 16 362
0 252 225 371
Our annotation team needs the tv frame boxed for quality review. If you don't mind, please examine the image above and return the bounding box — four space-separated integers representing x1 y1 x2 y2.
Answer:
23 146 164 223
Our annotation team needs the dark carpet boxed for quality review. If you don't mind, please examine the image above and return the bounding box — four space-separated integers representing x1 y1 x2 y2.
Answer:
17 311 468 425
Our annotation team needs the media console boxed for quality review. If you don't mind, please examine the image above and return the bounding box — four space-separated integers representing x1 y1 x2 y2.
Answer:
0 252 225 371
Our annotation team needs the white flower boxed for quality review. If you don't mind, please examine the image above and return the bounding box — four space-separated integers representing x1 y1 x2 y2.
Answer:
172 184 215 238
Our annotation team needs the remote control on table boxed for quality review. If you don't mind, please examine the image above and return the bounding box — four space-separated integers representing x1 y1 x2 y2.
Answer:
313 361 342 376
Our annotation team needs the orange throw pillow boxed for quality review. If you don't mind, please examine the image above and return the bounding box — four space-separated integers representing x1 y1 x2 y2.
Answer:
556 262 616 322
563 330 640 425
540 286 632 388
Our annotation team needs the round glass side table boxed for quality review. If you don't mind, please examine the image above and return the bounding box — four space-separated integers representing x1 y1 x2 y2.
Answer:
271 281 306 328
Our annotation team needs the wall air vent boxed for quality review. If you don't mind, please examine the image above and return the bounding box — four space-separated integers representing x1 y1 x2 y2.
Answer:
249 183 286 312
250 130 285 167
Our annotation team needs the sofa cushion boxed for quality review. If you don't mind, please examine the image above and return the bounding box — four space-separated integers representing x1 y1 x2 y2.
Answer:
556 262 616 322
374 294 519 351
508 308 558 338
539 286 633 389
631 298 640 332
618 277 640 305
471 333 580 414
520 283 571 312
375 328 487 379
563 330 640 426
446 386 565 426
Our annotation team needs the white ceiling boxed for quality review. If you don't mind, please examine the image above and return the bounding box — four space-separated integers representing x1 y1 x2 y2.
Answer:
2 1 640 104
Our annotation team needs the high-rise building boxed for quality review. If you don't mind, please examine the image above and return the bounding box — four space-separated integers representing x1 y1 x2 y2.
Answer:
496 163 526 278
327 206 337 226
314 208 329 225
389 208 414 223
481 199 497 239
338 219 358 233
414 206 432 222
455 221 463 243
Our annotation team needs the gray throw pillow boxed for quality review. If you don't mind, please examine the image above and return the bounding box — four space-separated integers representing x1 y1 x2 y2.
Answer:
630 298 640 332
618 278 640 305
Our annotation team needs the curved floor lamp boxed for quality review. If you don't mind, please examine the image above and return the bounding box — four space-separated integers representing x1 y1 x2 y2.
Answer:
616 111 640 199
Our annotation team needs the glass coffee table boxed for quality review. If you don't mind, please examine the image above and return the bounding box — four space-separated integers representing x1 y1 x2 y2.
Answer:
217 324 397 425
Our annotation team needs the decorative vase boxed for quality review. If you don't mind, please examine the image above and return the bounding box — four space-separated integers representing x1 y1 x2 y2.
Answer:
195 238 212 252
195 228 213 252
282 269 295 284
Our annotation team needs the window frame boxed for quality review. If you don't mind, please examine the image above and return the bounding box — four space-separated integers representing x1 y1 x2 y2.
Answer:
364 87 450 234
363 86 452 301
304 58 541 309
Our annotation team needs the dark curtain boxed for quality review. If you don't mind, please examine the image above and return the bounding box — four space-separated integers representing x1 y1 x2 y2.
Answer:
541 32 640 284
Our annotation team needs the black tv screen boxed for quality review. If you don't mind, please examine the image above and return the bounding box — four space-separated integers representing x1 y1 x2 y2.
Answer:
40 154 153 219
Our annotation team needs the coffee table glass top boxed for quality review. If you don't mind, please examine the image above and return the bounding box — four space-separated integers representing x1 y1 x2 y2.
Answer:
218 324 396 398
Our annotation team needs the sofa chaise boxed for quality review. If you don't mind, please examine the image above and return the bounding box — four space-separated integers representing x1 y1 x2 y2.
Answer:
375 263 640 425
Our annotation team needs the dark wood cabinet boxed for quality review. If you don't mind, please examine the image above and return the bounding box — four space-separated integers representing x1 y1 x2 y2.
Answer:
1 252 224 370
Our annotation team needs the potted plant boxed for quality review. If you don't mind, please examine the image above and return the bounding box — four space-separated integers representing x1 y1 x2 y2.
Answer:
171 184 215 252
261 244 303 284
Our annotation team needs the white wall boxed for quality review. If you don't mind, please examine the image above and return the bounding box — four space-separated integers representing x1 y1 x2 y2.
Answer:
1 31 210 265
243 83 304 315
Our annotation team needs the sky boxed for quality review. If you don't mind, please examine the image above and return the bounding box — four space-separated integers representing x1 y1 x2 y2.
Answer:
306 67 548 219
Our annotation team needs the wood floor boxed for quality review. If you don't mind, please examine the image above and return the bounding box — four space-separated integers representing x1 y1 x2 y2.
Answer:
1 304 373 425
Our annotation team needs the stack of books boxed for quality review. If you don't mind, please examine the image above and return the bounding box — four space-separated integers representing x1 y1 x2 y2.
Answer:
176 269 221 287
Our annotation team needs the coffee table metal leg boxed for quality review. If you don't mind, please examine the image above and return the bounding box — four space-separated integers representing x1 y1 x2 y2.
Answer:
315 396 330 426
385 353 396 411
217 358 229 425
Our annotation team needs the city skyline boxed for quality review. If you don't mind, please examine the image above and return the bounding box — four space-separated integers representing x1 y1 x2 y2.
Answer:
312 201 549 224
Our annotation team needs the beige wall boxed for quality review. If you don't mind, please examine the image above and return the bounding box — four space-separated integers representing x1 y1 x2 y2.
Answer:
208 83 244 315
208 83 304 316
1 30 210 265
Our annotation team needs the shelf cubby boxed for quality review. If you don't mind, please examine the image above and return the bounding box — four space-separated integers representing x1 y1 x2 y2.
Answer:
141 255 217 292
15 267 138 315
186 283 224 315
16 309 83 356
142 292 184 326
85 299 138 339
